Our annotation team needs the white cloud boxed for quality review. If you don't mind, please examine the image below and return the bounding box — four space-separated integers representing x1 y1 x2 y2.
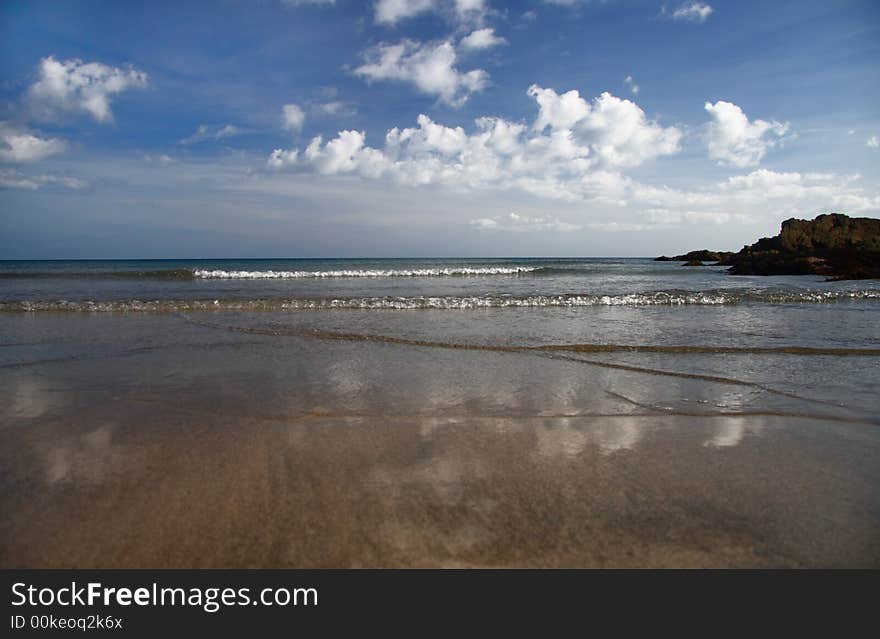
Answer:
374 0 488 26
704 100 790 167
530 85 682 168
717 170 877 212
0 169 85 190
262 80 879 231
266 148 300 169
282 103 306 132
253 157 879 235
668 2 714 22
460 28 506 50
312 101 356 117
454 0 488 24
528 85 591 131
624 75 640 95
471 212 581 232
626 169 880 228
27 56 148 124
375 0 435 25
180 124 247 145
0 122 67 163
267 84 682 197
268 130 388 177
868 135 879 149
354 39 488 106
216 125 243 139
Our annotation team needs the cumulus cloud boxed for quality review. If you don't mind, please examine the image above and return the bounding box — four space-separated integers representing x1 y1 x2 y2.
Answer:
704 100 790 168
354 39 488 106
267 84 682 199
460 28 506 50
27 56 148 124
0 122 67 163
268 129 387 177
868 136 879 149
667 2 714 22
374 0 488 26
471 212 581 232
262 80 880 230
624 75 640 95
0 169 85 190
529 85 682 168
528 85 590 131
282 104 306 132
180 124 247 145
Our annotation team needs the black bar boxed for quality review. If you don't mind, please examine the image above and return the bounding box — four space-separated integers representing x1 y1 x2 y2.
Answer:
2 569 876 634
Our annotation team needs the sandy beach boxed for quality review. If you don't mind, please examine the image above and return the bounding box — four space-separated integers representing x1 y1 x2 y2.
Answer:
2 311 878 568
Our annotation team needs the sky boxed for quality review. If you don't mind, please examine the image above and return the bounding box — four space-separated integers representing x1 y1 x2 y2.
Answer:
1 0 878 258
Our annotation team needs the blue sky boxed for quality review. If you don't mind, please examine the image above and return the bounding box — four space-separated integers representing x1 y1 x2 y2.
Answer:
1 0 878 258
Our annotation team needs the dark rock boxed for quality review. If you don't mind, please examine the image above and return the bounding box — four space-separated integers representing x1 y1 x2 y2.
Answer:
727 213 880 280
683 259 705 266
715 252 737 266
678 250 721 262
654 250 735 264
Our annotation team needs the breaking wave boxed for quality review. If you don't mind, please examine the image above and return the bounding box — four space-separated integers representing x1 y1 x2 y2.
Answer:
0 265 553 280
193 266 544 278
2 289 879 313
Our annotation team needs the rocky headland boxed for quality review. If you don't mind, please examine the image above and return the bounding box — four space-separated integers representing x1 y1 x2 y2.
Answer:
655 214 880 280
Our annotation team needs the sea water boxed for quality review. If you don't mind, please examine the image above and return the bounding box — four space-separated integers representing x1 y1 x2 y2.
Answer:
1 258 879 566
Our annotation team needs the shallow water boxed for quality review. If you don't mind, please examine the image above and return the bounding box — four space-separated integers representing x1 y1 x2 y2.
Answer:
1 258 878 566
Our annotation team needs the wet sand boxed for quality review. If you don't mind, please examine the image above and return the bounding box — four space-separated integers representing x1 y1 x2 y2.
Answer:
1 312 879 567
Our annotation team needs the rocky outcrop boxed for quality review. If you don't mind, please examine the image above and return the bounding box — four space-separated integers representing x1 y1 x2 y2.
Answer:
655 250 735 264
727 213 880 280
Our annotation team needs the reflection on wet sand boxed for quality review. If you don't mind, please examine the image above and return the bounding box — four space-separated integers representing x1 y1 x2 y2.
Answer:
39 423 136 486
5 377 51 419
1 313 878 568
2 391 879 567
704 417 764 448
535 417 645 456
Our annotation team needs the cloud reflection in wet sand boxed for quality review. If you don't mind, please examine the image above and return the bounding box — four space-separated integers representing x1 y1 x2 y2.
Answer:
535 417 644 457
4 377 51 419
704 416 765 448
41 423 130 485
1 315 878 568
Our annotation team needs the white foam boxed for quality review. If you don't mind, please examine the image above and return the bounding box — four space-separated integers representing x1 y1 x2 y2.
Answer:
3 289 879 313
193 267 540 279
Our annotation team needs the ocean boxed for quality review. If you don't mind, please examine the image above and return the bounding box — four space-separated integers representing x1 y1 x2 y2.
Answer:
2 257 879 567
3 257 880 310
